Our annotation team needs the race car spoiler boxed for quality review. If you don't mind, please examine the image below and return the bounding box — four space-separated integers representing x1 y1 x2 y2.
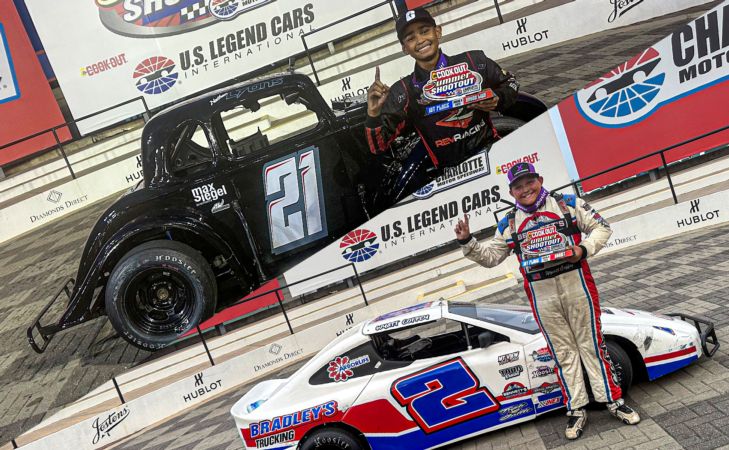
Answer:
668 313 719 357
27 278 83 353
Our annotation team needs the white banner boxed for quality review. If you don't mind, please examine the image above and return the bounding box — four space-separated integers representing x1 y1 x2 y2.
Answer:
283 112 573 296
24 0 391 134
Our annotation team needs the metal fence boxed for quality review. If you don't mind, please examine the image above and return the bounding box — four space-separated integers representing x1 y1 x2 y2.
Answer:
0 96 150 179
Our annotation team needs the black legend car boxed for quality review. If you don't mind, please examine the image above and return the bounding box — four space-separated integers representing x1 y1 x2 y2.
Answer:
28 72 547 352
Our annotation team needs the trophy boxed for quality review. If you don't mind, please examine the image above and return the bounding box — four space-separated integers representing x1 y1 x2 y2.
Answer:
422 63 495 116
519 225 574 269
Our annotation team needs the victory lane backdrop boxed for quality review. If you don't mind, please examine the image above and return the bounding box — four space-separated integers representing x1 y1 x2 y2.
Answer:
284 113 572 296
23 0 390 134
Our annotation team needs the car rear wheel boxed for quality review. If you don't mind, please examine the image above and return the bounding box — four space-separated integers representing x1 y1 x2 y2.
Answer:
105 240 216 351
300 428 363 450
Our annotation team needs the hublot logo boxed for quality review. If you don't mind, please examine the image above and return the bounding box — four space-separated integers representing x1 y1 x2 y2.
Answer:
676 198 719 228
516 18 527 35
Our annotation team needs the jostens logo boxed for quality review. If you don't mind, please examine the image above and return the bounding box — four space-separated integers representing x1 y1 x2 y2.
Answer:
340 229 379 263
133 56 179 94
327 355 371 382
575 47 665 127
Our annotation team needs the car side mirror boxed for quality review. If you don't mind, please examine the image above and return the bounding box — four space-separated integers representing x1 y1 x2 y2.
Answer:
478 331 495 349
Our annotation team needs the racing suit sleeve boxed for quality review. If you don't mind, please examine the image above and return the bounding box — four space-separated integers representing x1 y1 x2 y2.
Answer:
574 199 613 258
364 79 410 155
460 228 511 268
467 51 519 112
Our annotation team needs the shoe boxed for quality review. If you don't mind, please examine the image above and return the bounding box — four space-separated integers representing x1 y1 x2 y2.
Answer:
565 409 587 440
608 399 641 425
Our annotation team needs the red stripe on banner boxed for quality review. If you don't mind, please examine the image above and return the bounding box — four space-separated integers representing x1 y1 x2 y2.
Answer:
183 279 281 336
644 346 697 364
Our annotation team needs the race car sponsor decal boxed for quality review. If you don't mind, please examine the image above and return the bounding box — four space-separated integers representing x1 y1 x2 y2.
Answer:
374 302 433 321
412 152 491 200
537 397 562 408
254 429 294 448
499 365 523 380
373 314 430 332
340 229 379 263
498 401 531 422
498 351 520 365
501 382 529 399
248 400 338 438
211 199 231 213
191 182 228 206
533 382 561 395
531 366 553 378
327 355 371 382
531 347 552 362
263 147 328 254
391 357 500 433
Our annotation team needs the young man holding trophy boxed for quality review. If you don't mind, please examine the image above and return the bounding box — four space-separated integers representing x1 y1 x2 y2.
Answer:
365 7 519 169
454 163 641 440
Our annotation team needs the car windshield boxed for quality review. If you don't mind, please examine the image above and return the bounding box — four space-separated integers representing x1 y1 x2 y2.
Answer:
448 302 540 334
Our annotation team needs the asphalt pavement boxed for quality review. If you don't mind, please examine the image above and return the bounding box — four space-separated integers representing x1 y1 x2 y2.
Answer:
0 3 724 448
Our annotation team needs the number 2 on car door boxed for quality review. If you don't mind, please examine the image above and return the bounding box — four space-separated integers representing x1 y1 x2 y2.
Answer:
263 146 327 254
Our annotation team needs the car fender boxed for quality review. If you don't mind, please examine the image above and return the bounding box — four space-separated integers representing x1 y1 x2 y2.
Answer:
61 213 258 325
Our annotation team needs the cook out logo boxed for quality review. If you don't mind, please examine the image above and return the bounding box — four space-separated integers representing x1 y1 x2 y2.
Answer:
423 63 482 102
340 229 379 263
133 56 178 94
576 47 665 127
327 355 370 382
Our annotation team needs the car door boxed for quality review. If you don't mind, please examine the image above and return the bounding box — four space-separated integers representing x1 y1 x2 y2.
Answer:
347 318 534 450
213 89 363 274
524 338 565 415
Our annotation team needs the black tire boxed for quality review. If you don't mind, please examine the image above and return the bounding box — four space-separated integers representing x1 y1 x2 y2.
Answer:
585 340 634 402
105 240 217 351
300 428 363 450
492 116 527 139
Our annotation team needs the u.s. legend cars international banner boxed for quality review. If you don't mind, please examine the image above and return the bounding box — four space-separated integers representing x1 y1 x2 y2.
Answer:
283 113 573 296
23 0 392 134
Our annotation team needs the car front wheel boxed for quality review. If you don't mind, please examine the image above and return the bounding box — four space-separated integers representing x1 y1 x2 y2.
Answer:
105 240 216 351
300 428 364 450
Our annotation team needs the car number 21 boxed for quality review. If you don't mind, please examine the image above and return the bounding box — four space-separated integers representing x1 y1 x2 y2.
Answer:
391 357 500 433
263 146 328 254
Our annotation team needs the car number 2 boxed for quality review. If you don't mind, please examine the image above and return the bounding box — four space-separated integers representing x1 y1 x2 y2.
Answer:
263 147 328 254
391 357 500 433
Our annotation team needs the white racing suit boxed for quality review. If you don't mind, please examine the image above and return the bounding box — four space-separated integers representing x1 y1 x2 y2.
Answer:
461 193 622 410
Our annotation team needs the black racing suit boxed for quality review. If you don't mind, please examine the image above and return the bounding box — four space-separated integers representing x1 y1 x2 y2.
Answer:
364 50 519 169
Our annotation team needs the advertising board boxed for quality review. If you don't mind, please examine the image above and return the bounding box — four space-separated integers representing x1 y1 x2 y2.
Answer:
557 2 729 191
23 0 392 134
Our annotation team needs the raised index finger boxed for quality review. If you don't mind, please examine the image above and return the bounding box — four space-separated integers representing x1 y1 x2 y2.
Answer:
375 66 381 82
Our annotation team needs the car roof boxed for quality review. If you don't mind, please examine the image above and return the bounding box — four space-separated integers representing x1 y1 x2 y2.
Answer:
362 300 444 335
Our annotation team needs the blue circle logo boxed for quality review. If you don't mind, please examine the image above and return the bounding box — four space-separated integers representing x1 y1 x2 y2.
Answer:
133 56 178 95
340 229 379 263
576 48 665 127
209 0 240 20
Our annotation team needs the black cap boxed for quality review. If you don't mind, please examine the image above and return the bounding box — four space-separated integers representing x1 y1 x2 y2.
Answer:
507 162 540 186
396 8 436 42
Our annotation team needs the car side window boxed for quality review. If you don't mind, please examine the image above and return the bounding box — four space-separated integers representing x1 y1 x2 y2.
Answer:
215 90 320 159
308 342 410 385
373 319 473 362
168 121 214 178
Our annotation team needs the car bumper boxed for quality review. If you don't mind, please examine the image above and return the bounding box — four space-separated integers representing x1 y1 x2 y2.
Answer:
668 313 719 357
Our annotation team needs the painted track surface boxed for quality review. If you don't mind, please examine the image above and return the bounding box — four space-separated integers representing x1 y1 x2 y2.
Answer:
0 3 725 447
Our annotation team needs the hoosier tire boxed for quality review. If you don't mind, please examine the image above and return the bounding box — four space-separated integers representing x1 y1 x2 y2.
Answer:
300 428 363 450
105 240 216 351
492 116 527 138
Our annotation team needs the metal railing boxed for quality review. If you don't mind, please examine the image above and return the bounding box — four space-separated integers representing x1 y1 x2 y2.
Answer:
0 96 150 178
493 123 729 222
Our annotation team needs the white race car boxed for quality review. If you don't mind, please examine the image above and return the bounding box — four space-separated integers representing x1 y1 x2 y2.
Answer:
231 300 717 450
